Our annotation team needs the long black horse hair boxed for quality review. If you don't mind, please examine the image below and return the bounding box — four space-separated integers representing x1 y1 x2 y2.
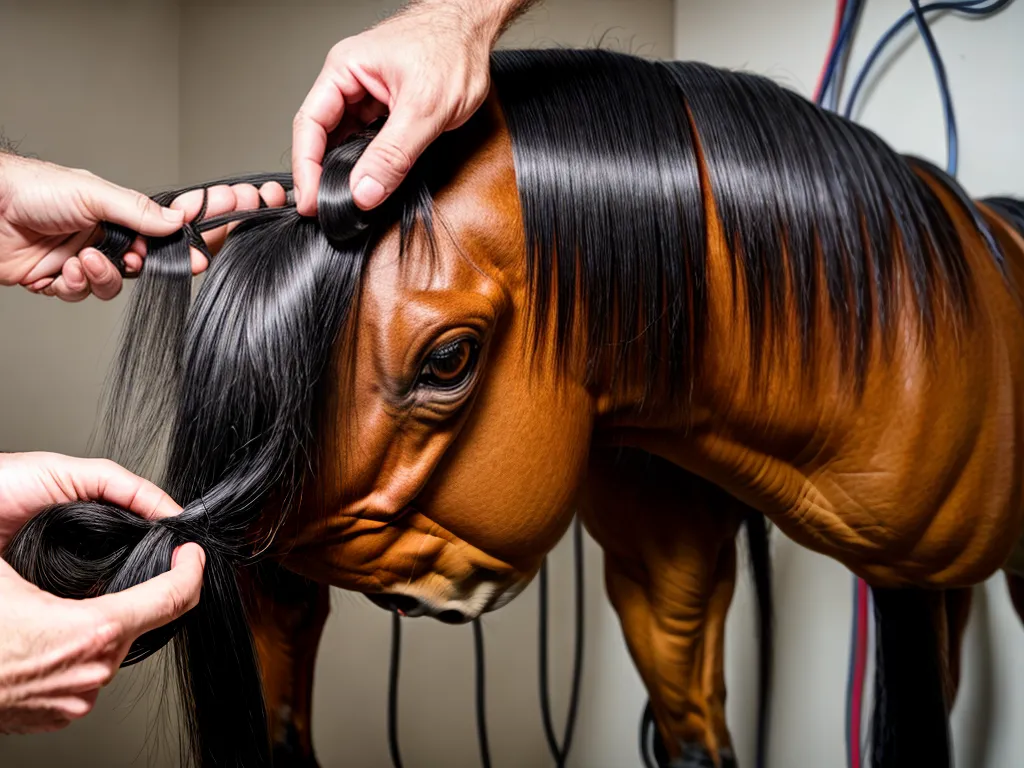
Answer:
3 49 1002 766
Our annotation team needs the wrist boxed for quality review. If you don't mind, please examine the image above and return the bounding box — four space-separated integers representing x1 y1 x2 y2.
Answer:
408 0 533 46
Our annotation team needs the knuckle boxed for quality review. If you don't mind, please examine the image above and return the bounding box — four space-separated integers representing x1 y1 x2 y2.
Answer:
371 140 414 177
94 458 119 474
326 41 352 66
135 194 156 216
162 584 190 619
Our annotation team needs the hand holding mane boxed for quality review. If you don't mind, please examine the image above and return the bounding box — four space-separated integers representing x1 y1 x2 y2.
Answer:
0 452 205 735
0 149 287 301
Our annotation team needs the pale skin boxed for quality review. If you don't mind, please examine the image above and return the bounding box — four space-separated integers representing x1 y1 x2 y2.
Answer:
292 0 536 214
0 152 286 733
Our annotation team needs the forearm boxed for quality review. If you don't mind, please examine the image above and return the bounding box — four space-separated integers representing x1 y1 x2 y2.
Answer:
402 0 538 45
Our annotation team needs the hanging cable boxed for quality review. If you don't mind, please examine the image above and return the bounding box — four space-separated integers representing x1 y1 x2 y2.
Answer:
909 0 960 175
816 0 866 111
843 0 1013 176
639 701 659 768
843 0 1012 122
387 611 405 768
538 515 587 767
813 0 849 104
844 576 871 768
473 619 494 768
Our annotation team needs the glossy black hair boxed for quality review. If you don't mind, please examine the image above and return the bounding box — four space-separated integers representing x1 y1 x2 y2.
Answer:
3 49 1005 766
492 49 998 394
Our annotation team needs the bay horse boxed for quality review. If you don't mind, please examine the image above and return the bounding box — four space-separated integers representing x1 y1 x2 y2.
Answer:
7 48 1024 768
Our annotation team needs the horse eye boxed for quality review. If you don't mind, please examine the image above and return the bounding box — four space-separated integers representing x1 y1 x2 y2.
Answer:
417 338 479 391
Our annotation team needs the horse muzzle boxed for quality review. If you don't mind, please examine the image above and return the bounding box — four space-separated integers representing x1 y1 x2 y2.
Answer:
366 592 475 624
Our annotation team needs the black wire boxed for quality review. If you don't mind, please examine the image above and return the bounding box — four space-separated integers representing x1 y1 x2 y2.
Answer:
538 560 561 759
387 610 405 768
538 515 587 767
639 700 658 768
473 619 494 768
909 0 961 176
387 514 586 768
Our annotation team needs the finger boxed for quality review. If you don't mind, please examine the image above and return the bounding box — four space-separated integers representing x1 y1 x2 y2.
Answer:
49 259 91 302
129 235 147 258
55 455 182 520
30 692 99 722
259 181 287 208
293 68 365 216
170 185 235 271
26 276 54 293
225 183 261 235
92 543 206 639
349 108 443 210
84 177 184 237
192 183 264 267
80 248 123 300
124 252 143 274
21 227 97 285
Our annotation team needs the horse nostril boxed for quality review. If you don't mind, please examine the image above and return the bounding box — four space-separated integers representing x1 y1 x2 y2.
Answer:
367 593 423 616
436 609 469 625
387 594 422 616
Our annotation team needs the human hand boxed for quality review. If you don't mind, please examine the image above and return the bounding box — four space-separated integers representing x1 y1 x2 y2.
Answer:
292 0 533 215
0 153 287 301
0 452 205 733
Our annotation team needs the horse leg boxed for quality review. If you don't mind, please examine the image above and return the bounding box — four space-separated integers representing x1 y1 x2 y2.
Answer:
240 562 330 768
582 448 744 767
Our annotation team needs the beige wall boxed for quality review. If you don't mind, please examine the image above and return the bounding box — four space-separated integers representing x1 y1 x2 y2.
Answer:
0 2 671 767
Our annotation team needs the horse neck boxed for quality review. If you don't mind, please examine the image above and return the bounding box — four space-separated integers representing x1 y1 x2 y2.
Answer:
591 196 853 489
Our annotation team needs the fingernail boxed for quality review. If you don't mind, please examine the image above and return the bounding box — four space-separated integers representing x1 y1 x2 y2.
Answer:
171 545 181 569
353 176 385 209
82 251 104 274
198 547 207 568
161 206 184 223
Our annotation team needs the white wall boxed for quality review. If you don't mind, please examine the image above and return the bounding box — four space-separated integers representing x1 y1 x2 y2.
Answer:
673 2 1024 767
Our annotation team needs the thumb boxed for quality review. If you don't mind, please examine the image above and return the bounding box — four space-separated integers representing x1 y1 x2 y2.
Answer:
84 177 185 237
91 543 206 640
349 107 443 210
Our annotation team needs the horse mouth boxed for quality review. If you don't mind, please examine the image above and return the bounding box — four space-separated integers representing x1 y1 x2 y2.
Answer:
365 592 474 624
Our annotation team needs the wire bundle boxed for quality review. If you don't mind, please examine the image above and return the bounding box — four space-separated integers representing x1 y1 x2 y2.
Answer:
813 2 1014 765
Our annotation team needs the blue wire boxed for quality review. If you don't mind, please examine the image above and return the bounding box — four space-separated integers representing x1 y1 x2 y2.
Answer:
909 0 960 175
818 0 864 110
842 0 1014 176
844 0 1013 121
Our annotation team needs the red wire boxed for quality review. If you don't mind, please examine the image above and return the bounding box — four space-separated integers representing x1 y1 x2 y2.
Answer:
849 578 870 768
814 0 849 103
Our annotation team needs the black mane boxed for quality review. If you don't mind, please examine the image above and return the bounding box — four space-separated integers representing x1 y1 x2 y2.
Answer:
494 48 995 392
